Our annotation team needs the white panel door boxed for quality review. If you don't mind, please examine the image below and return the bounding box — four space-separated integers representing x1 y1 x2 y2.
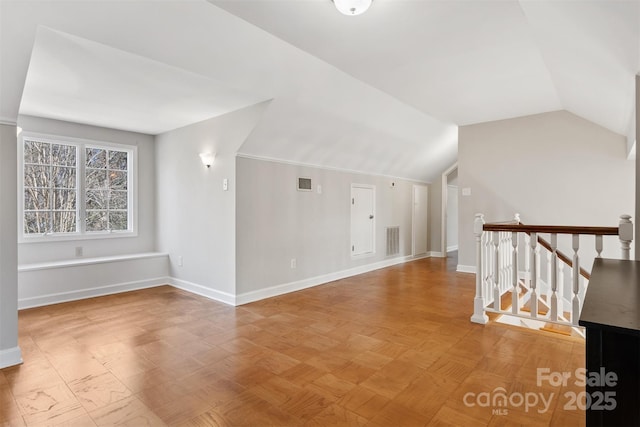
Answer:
351 185 375 256
412 185 428 256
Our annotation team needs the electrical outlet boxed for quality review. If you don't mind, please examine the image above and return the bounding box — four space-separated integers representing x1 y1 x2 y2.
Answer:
75 246 83 257
317 184 322 194
290 258 296 269
178 256 183 267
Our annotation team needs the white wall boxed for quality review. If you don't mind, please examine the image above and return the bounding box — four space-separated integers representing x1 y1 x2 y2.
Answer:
235 156 421 300
458 110 634 269
18 254 168 309
446 185 459 252
0 123 21 368
17 115 157 264
155 103 268 303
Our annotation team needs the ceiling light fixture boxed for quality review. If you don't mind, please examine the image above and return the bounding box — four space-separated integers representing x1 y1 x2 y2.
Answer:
333 0 372 16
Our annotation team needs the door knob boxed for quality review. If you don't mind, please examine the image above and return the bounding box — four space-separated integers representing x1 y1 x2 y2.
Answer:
369 215 374 219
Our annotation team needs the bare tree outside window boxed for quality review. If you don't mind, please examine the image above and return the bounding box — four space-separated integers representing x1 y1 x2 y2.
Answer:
86 147 129 232
22 137 132 237
24 140 77 234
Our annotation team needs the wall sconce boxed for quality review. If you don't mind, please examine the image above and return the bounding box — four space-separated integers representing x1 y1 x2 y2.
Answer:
199 152 215 168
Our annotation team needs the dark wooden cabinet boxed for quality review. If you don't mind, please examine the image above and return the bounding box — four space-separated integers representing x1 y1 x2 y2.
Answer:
579 258 640 427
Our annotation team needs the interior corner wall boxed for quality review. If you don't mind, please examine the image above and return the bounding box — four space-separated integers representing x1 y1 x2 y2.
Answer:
235 157 420 299
16 115 157 264
155 104 268 302
458 110 634 270
0 123 20 367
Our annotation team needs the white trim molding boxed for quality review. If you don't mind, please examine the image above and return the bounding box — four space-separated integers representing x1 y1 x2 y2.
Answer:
456 264 476 274
18 277 169 310
447 245 459 252
0 346 23 369
236 153 431 185
169 277 236 306
14 252 438 311
236 254 428 306
0 117 17 126
428 251 445 258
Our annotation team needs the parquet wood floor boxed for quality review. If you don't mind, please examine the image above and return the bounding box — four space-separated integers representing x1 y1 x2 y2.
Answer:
1 256 585 426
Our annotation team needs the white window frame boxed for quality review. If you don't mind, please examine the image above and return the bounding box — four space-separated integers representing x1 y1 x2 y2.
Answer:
18 132 138 243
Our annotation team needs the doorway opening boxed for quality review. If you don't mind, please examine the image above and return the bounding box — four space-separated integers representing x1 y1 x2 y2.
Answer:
441 163 458 258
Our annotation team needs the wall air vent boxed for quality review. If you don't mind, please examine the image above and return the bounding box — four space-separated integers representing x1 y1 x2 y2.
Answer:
386 226 400 256
298 177 312 191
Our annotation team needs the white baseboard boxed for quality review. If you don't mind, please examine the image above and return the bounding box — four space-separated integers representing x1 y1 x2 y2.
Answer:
447 245 459 252
428 251 445 258
15 254 430 310
236 254 428 306
18 277 169 310
0 346 23 369
169 277 236 306
457 265 476 274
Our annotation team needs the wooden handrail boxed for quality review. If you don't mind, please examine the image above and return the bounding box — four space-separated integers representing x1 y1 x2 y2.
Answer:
483 224 619 236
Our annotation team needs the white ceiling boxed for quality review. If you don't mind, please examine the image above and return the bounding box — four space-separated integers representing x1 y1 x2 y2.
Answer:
211 0 639 140
1 0 637 182
20 27 268 135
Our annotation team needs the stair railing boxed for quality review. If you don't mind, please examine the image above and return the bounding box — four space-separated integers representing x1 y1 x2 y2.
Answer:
471 214 633 328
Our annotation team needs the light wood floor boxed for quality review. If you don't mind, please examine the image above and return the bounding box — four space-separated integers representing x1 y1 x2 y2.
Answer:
1 256 585 426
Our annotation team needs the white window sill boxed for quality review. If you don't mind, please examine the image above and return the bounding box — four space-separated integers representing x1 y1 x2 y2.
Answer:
18 252 168 272
19 230 138 244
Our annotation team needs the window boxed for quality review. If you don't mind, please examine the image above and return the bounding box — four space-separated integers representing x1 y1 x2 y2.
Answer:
85 147 129 232
20 133 136 240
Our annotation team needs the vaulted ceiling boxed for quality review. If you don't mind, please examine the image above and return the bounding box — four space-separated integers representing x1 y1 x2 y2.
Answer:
1 0 637 183
212 0 639 142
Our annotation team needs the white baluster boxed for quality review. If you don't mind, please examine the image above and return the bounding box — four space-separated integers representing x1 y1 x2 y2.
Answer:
549 234 558 322
546 250 552 301
535 241 541 290
511 231 519 314
558 262 564 319
524 233 530 282
471 214 488 324
493 231 500 310
572 235 580 326
619 214 633 260
595 235 603 258
502 232 509 293
530 232 538 319
485 232 491 303
500 231 509 295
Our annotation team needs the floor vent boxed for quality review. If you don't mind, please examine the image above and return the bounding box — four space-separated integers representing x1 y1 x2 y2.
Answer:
386 226 400 256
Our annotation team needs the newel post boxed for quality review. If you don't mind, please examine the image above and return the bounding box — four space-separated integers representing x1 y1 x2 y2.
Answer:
619 215 633 260
471 213 488 324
